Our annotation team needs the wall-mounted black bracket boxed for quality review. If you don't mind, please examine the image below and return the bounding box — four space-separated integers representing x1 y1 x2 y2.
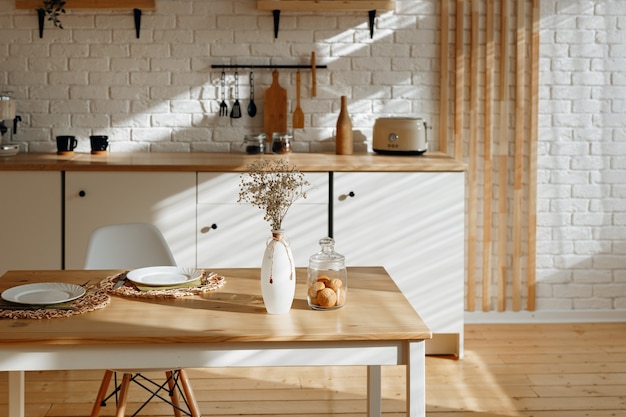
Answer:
272 9 280 39
368 10 376 39
37 8 45 38
134 8 142 39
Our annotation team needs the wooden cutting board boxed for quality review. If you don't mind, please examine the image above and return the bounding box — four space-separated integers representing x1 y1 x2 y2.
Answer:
264 70 287 138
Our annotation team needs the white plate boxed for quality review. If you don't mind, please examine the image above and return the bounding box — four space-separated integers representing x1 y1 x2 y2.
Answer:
1 282 86 305
126 266 203 286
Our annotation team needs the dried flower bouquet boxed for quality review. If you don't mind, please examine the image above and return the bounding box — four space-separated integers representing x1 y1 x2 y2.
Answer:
238 159 310 231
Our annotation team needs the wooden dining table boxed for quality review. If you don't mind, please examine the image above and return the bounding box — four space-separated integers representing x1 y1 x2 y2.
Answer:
0 266 431 417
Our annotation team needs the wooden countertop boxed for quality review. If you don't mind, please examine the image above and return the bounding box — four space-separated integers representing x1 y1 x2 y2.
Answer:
0 151 466 172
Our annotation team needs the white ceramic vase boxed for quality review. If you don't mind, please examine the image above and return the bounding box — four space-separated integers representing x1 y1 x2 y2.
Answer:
260 230 296 314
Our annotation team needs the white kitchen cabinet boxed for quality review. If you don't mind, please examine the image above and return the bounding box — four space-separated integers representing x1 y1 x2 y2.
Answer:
0 171 62 275
333 172 465 357
197 172 328 268
64 172 197 269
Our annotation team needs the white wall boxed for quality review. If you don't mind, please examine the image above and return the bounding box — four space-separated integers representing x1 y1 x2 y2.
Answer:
0 0 439 153
0 0 624 318
534 0 625 318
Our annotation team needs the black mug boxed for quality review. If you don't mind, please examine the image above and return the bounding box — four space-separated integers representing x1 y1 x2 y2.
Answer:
56 136 78 153
90 135 109 153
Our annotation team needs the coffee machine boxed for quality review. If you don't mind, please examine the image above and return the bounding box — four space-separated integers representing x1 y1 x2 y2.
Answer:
0 92 20 156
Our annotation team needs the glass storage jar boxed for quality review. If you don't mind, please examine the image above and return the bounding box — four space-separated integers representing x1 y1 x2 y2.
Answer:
271 132 292 154
307 237 347 310
244 133 267 154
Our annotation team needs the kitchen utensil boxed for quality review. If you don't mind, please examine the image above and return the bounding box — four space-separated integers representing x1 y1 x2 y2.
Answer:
219 71 228 117
311 51 317 97
112 271 129 289
263 70 287 138
247 71 257 117
230 71 242 119
373 117 428 155
292 70 304 129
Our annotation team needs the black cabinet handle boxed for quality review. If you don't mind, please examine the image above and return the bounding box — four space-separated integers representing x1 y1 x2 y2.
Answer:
201 224 218 234
338 191 355 202
78 190 86 197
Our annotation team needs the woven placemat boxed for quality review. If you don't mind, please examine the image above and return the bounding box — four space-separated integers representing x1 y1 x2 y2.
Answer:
0 285 110 320
103 271 226 299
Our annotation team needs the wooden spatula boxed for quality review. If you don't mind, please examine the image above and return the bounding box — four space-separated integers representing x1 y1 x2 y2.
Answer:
292 70 304 129
264 70 287 138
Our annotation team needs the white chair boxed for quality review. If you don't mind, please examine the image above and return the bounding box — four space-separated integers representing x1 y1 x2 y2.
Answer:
84 223 200 417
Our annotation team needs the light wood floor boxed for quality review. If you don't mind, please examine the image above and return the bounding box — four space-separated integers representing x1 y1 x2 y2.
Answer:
1 323 625 416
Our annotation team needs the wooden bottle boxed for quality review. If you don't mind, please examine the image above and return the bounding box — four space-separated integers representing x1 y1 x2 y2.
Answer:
335 96 353 155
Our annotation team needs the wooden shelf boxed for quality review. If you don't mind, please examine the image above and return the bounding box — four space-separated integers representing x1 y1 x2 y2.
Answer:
17 0 154 39
15 0 155 9
257 0 395 39
257 0 395 12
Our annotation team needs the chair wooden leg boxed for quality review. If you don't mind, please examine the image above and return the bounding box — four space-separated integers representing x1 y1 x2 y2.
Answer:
178 369 201 417
166 371 183 417
115 373 132 417
90 370 114 417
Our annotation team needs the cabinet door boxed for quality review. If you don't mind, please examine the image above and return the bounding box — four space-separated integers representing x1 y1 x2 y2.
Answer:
65 172 197 269
197 172 328 268
333 172 465 356
0 171 62 275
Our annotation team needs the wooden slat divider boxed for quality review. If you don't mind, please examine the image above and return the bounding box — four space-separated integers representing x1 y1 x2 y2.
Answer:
527 0 540 311
443 0 538 312
482 0 495 312
497 0 510 312
511 0 526 311
454 0 465 162
467 0 479 312
439 0 450 154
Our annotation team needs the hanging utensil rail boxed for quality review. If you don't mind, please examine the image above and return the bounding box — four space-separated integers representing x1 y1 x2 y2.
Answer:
211 64 327 70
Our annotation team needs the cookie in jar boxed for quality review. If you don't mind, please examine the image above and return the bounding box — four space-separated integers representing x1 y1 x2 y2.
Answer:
307 237 347 310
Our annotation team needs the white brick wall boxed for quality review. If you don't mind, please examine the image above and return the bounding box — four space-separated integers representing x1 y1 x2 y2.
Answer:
537 0 626 316
0 0 625 317
1 0 442 153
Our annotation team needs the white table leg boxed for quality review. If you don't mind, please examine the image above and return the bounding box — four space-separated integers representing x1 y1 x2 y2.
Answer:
406 340 426 417
367 365 382 417
8 371 25 417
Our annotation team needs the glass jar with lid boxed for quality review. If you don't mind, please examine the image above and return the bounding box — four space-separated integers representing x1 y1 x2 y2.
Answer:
271 132 292 154
307 237 347 310
243 133 267 155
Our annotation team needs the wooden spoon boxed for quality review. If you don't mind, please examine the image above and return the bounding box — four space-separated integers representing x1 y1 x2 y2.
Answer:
292 70 304 129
